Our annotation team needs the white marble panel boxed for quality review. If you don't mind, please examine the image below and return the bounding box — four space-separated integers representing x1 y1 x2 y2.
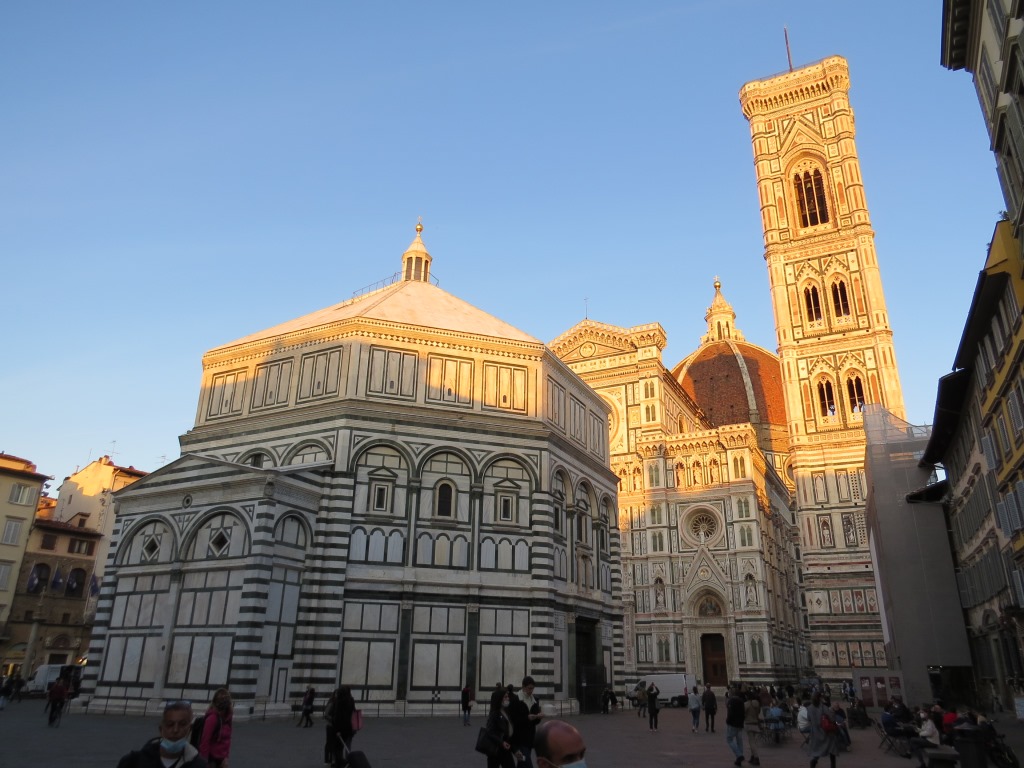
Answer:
167 635 191 685
139 593 155 626
278 626 294 656
122 636 143 682
189 635 212 684
210 635 232 685
125 594 142 627
341 640 370 685
381 604 399 632
111 595 128 628
368 641 395 686
225 587 240 624
438 643 461 687
103 635 126 680
194 592 211 625
209 589 226 624
266 581 283 622
412 643 437 687
261 625 276 656
177 592 195 625
141 636 161 683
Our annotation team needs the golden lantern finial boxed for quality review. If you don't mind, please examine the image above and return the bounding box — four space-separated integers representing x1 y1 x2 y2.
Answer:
416 217 423 235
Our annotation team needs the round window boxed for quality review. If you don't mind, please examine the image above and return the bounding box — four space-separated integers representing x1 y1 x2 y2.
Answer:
689 512 719 542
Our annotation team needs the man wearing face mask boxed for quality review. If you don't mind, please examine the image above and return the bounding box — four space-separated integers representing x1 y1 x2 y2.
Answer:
535 720 587 768
117 700 207 768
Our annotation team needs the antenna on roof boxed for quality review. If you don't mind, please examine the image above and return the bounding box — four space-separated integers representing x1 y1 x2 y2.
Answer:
584 297 589 319
784 26 793 72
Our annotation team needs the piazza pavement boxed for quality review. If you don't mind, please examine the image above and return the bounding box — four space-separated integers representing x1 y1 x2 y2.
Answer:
6 695 1024 768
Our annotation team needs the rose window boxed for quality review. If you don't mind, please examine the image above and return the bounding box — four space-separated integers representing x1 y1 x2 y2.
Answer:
689 513 718 542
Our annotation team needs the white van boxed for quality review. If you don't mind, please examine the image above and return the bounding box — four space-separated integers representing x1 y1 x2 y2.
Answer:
626 673 697 708
24 663 82 694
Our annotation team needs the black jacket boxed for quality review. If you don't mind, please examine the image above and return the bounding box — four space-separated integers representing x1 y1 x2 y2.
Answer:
510 696 542 751
725 693 745 728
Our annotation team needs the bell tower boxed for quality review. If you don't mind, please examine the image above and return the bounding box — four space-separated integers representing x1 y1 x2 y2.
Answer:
739 57 905 681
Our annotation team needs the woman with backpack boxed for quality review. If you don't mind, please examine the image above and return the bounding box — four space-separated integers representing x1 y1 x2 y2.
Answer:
198 688 233 768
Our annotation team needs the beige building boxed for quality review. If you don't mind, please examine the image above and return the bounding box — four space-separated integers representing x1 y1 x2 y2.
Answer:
552 283 803 687
6 514 103 674
0 454 48 633
52 456 146 578
739 56 907 692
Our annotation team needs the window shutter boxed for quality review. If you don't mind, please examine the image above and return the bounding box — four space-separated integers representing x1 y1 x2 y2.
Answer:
1016 481 1024 531
1014 570 1024 607
1011 389 1024 432
998 500 1010 534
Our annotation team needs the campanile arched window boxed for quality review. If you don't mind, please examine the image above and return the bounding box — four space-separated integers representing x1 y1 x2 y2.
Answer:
794 168 830 227
831 280 851 317
817 380 836 417
804 286 822 322
847 376 866 413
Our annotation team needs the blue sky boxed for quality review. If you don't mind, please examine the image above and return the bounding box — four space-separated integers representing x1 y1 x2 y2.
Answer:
2 1 1002 484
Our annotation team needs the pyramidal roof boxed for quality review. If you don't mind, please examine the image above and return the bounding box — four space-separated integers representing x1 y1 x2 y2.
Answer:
209 224 541 354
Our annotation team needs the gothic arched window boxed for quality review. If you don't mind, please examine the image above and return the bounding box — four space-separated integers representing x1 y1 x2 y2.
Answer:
804 286 822 322
832 280 851 317
794 169 830 227
847 376 867 413
817 380 836 417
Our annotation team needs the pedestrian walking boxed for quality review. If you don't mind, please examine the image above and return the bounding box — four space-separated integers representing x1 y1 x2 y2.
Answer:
298 685 316 728
636 685 648 718
744 691 763 766
808 693 840 768
725 684 746 766
687 686 702 732
703 685 719 732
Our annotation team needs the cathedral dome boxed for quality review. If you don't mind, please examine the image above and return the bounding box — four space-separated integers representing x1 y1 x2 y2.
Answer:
672 338 786 430
670 280 787 440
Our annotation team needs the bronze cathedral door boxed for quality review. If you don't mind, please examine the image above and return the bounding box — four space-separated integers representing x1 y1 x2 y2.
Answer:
701 634 727 686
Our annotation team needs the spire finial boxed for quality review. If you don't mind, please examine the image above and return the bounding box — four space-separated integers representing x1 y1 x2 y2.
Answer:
416 216 423 235
714 275 722 291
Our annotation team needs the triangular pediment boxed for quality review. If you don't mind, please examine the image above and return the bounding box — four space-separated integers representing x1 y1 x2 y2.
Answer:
550 319 637 360
683 549 726 593
779 118 824 157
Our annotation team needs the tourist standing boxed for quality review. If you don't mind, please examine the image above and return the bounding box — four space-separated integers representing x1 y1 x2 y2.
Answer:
198 688 233 768
647 682 661 732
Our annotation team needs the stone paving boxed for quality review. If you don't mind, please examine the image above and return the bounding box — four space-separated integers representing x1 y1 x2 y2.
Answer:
6 697 1024 768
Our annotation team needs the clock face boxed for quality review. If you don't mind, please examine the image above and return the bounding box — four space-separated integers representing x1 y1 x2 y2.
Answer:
579 342 595 358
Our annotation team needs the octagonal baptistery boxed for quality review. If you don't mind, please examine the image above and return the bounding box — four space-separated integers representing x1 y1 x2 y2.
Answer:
671 281 791 482
86 224 623 717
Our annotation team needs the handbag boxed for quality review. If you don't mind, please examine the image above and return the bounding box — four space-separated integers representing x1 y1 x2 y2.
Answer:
475 726 501 757
820 713 838 733
351 708 363 731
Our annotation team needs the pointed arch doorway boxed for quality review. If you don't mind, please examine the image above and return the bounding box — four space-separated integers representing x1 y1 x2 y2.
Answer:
701 634 728 686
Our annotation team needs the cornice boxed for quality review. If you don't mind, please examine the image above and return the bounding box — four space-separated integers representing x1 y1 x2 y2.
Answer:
740 56 851 119
203 318 546 368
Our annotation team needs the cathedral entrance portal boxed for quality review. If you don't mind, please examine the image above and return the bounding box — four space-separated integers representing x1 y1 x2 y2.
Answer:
701 634 727 686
